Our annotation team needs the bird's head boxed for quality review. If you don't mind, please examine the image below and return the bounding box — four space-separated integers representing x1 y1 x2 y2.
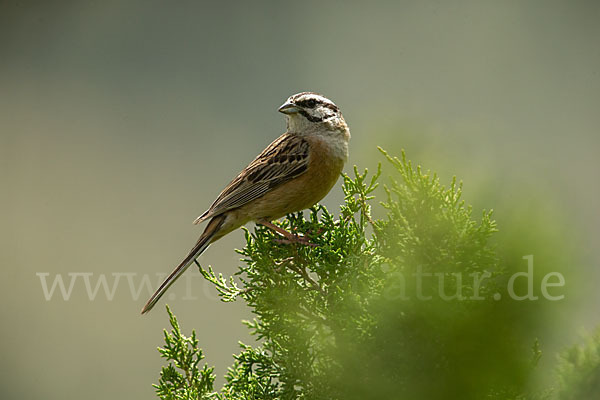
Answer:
278 92 348 138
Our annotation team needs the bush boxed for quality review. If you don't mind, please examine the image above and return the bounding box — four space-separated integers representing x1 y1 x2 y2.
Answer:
152 149 592 400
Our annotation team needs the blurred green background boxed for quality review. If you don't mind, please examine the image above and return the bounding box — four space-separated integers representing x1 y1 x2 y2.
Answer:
1 1 598 399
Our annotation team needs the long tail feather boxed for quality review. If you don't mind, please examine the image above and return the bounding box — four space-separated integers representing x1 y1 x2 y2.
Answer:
141 215 226 314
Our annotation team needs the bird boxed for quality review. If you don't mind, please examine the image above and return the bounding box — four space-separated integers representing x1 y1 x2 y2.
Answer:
141 92 350 314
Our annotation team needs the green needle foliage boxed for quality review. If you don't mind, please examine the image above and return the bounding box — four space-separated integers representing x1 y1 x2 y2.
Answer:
154 306 216 400
153 149 595 399
556 328 600 400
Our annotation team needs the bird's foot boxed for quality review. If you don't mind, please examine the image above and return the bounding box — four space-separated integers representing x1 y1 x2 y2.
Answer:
257 219 318 247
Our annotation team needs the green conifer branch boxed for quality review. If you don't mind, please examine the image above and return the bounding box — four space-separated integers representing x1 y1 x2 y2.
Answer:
151 149 597 400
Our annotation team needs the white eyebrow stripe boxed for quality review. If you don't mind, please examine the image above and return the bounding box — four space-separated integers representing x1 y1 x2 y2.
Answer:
298 95 334 106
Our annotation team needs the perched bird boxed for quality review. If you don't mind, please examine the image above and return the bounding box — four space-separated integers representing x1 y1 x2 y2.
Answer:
141 92 350 314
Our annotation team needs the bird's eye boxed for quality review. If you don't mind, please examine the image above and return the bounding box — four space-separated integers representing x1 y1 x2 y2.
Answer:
305 99 317 108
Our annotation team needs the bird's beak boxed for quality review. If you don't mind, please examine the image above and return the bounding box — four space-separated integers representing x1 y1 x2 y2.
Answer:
278 101 300 114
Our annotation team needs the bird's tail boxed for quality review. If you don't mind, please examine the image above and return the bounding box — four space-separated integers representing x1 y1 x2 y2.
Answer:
141 214 226 314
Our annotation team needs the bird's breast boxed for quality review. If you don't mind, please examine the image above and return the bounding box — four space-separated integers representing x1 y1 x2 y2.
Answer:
241 135 346 221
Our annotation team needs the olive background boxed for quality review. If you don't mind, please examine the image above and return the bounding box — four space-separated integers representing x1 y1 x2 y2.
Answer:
1 1 599 399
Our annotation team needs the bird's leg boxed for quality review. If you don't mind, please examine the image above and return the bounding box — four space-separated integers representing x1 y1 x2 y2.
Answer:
257 219 316 247
257 219 305 241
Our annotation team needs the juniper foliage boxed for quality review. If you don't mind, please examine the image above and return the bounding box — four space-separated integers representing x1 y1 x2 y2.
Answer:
154 306 216 400
153 149 594 399
555 328 600 400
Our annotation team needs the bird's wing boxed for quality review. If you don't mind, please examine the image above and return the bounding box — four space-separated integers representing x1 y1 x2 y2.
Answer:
194 133 310 224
